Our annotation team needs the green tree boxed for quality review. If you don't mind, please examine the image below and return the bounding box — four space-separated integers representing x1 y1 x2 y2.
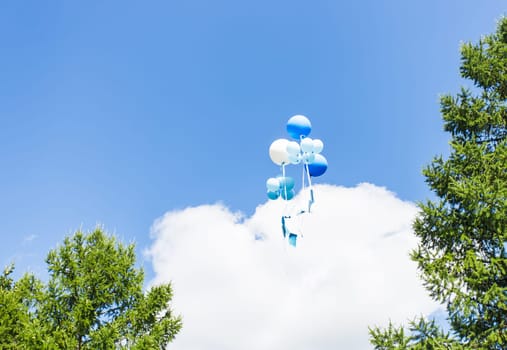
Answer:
0 264 43 349
1 228 182 349
370 17 507 349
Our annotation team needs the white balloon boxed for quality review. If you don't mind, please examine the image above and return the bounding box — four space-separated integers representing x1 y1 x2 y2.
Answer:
266 177 280 192
313 139 324 153
286 141 301 156
269 138 290 165
300 137 314 153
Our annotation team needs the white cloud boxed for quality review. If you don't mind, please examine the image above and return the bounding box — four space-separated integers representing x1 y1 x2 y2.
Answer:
23 234 38 243
148 183 438 349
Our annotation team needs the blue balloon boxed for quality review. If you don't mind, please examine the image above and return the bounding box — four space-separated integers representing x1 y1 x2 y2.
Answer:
308 154 328 177
277 176 295 191
267 190 280 200
280 188 295 200
287 115 312 140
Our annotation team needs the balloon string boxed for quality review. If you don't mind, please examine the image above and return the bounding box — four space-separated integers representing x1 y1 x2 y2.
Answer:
301 160 306 192
301 160 307 212
282 163 288 201
296 164 305 238
281 163 289 243
299 134 314 212
305 163 314 213
300 134 307 212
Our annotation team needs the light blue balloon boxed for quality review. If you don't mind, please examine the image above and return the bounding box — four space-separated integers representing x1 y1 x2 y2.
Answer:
288 153 301 164
313 139 324 153
266 178 280 192
308 154 328 177
287 115 312 140
300 137 314 152
277 176 295 191
267 190 280 200
280 188 295 200
286 141 301 155
303 152 315 164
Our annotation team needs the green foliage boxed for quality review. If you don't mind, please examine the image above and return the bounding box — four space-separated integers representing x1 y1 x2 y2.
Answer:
0 264 30 349
369 318 463 350
1 228 182 349
369 321 411 350
370 17 507 349
0 264 45 349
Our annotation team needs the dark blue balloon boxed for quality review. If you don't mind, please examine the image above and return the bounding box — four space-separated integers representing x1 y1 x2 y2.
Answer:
287 115 312 140
308 154 328 177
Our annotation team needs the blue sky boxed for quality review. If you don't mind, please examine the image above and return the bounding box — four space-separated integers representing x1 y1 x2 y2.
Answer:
1 0 505 284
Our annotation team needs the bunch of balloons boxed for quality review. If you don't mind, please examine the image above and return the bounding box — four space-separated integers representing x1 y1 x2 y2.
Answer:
266 115 328 200
266 176 295 200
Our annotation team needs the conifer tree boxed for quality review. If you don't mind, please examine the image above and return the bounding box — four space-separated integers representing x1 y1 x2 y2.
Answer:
370 17 507 349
